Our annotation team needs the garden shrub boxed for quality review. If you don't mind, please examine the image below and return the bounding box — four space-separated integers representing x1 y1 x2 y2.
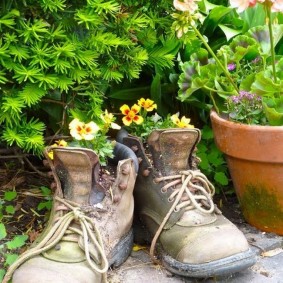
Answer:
0 0 177 155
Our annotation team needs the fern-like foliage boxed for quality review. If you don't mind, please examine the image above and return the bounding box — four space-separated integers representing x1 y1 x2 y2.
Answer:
0 0 179 155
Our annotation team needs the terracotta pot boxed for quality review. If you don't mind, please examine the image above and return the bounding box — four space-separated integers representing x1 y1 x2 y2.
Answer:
210 110 283 235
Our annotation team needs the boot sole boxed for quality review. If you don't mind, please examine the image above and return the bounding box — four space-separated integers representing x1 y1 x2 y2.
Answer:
108 228 134 268
159 247 257 278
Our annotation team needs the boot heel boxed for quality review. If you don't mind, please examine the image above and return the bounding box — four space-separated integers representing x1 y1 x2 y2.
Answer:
109 229 134 268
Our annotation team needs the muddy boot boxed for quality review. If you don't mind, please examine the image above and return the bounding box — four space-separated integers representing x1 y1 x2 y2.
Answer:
3 143 137 283
121 128 256 278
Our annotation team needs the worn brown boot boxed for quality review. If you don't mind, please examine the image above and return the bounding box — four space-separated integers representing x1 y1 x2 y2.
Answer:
121 128 256 278
3 143 137 283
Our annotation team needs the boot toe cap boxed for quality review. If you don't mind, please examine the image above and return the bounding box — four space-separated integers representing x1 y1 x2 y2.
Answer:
12 256 101 283
176 225 249 264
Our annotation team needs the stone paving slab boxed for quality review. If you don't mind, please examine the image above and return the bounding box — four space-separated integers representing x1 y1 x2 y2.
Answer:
109 224 283 283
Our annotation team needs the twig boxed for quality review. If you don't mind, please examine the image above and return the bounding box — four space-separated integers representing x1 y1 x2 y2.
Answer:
0 154 29 159
23 157 51 178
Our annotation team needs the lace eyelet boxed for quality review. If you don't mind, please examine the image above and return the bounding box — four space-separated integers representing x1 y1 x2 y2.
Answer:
174 207 180 212
161 187 167 193
168 197 174 202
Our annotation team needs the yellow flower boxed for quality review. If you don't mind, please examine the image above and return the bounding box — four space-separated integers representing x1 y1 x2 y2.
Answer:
48 140 67 160
69 118 100 140
137 98 157 112
171 113 194 128
56 139 68 147
120 104 144 126
48 151 54 160
100 110 121 130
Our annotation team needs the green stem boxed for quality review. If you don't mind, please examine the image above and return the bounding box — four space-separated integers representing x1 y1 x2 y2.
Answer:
208 92 220 114
266 4 277 83
190 23 239 94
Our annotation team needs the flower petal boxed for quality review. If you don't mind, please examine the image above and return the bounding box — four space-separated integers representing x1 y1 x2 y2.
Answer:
122 116 132 126
111 122 121 130
171 114 180 124
137 98 145 107
133 115 144 125
120 104 130 115
131 104 141 114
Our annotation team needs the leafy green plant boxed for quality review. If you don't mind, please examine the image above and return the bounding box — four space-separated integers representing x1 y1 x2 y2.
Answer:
37 186 52 211
0 190 28 281
196 125 230 194
174 1 283 126
0 0 178 155
0 187 52 281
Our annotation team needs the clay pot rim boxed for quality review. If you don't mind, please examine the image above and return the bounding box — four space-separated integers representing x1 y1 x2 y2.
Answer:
210 110 283 131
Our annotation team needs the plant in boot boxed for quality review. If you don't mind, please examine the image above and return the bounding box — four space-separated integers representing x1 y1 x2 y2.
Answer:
3 119 138 283
120 98 194 140
48 110 121 166
117 99 256 278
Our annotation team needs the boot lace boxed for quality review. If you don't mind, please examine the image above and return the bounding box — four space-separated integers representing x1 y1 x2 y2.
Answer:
150 169 219 261
3 196 108 283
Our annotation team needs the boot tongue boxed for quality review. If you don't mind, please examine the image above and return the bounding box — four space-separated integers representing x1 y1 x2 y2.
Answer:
54 148 103 205
147 129 200 175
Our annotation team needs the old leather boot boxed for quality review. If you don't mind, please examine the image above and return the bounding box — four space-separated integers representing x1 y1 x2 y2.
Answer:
3 143 137 283
121 128 256 278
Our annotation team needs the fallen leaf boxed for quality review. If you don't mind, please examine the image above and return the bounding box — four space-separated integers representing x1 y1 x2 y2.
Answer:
132 244 147 252
261 248 283 257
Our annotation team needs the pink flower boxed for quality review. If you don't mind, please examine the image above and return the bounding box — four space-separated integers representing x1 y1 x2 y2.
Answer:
229 0 257 13
173 0 200 14
271 0 283 12
230 0 283 13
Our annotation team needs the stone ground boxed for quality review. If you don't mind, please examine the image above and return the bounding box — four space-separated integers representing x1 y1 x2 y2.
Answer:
109 224 283 283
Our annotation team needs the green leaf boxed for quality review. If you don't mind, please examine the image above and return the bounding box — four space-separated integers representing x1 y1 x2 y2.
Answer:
5 205 15 214
2 128 24 147
37 201 52 211
40 186 51 196
248 25 283 55
214 172 229 186
263 97 283 126
251 71 281 96
6 235 28 250
18 84 46 107
197 152 210 170
109 86 150 100
9 45 30 62
40 0 66 12
4 191 17 201
218 24 242 41
5 254 19 266
0 223 7 240
202 6 233 35
0 9 19 30
0 269 5 282
201 125 214 140
241 4 266 29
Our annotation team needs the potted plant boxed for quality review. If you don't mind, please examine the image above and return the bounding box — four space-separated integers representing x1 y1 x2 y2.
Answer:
173 0 283 235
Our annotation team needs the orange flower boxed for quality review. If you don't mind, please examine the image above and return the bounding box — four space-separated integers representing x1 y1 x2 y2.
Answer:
69 118 99 140
138 98 157 112
120 104 144 126
171 113 194 128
